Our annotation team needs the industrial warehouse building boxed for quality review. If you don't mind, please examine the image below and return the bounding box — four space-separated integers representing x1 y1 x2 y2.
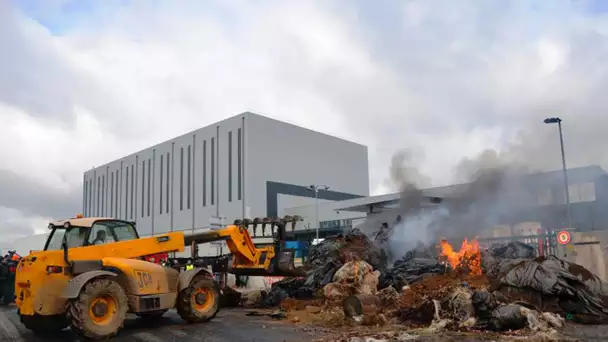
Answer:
82 112 370 241
77 111 608 260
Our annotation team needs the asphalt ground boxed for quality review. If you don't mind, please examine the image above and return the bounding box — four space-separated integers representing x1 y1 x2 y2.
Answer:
0 306 320 342
4 305 608 341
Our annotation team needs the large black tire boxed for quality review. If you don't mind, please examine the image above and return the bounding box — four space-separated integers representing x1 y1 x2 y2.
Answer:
20 313 67 335
136 309 168 319
176 277 220 323
66 278 128 340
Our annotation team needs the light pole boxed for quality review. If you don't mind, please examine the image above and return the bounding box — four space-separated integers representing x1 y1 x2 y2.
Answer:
308 184 330 242
543 117 572 230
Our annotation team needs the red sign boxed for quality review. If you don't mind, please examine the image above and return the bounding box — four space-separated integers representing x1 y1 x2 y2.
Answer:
557 231 571 245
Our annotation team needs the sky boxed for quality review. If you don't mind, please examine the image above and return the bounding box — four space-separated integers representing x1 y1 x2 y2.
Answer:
2 0 608 243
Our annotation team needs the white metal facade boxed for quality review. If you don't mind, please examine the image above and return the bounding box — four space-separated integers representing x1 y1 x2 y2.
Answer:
82 112 369 238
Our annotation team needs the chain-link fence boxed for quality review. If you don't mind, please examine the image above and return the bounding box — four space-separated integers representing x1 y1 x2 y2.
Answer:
478 230 558 257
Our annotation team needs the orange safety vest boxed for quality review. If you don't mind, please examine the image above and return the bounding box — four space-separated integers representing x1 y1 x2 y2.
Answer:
10 254 20 261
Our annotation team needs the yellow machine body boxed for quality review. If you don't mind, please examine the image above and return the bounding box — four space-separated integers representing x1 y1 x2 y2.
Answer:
14 215 303 340
15 217 220 340
16 230 185 316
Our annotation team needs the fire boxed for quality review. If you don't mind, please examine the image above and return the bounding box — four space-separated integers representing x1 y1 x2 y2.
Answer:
439 238 482 275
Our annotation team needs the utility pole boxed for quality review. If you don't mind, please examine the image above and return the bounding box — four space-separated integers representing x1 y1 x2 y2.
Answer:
308 184 330 243
544 117 572 230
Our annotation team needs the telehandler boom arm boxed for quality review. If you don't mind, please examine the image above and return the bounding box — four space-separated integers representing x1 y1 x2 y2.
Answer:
184 224 259 264
181 216 305 277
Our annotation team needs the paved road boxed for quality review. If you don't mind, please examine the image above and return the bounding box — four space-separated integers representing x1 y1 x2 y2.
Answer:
0 307 319 342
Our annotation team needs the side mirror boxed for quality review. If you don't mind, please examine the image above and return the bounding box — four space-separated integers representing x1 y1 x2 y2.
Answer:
61 235 70 265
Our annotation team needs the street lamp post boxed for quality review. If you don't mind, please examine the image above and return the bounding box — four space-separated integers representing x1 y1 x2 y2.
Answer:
308 184 330 242
543 117 572 230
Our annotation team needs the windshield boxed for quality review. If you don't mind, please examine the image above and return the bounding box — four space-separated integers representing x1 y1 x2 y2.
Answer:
45 227 89 251
44 220 138 250
45 220 138 251
88 221 138 245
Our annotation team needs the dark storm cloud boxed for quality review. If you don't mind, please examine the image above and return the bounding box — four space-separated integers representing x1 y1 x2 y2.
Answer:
0 170 79 219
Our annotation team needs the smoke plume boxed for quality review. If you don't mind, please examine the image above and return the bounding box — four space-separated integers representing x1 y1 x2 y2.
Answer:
361 147 542 265
356 149 429 239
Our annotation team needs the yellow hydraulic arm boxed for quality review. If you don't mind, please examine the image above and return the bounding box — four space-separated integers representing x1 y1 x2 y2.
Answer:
183 216 305 277
184 224 266 266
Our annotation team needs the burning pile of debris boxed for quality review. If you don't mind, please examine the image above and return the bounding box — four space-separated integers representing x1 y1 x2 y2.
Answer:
262 228 385 307
262 228 608 338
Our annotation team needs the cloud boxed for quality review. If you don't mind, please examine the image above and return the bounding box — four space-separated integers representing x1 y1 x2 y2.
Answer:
2 0 608 242
0 207 51 246
0 169 79 218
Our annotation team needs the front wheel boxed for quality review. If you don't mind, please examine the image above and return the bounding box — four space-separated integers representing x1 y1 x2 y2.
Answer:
66 278 128 340
176 277 220 322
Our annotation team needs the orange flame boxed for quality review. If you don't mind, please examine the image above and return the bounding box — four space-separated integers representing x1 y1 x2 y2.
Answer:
439 238 482 275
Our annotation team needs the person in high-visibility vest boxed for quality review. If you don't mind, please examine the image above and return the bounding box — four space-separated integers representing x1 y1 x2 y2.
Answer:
185 260 194 271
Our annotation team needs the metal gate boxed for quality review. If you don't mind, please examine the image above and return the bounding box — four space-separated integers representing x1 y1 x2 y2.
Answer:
478 230 558 257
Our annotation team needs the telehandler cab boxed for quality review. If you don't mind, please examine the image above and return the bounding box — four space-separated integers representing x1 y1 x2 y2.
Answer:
15 214 304 340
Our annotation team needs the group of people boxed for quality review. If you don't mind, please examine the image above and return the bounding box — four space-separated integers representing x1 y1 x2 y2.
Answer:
0 251 21 305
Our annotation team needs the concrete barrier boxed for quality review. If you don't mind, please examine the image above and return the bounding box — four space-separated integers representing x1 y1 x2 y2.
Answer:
558 231 608 282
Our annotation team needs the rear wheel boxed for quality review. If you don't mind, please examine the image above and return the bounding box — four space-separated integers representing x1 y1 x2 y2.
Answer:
176 277 220 322
66 278 128 340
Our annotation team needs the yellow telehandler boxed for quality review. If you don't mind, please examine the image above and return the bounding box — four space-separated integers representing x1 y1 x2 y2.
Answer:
15 214 304 340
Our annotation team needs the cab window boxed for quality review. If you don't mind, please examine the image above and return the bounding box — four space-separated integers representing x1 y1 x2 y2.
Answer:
45 229 65 250
112 222 138 241
45 227 89 251
88 225 115 245
88 221 138 246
